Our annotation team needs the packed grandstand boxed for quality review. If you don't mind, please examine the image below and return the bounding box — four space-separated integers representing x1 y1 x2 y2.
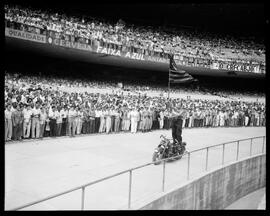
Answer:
5 71 266 141
5 4 265 74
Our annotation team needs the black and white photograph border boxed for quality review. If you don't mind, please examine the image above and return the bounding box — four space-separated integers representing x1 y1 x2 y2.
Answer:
4 0 266 212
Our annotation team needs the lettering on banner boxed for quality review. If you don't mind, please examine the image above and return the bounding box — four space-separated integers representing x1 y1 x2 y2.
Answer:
48 37 52 44
96 46 144 60
125 51 144 60
96 46 121 57
146 56 167 63
125 52 131 58
130 52 145 60
5 28 46 43
218 61 255 73
219 62 224 70
54 39 92 51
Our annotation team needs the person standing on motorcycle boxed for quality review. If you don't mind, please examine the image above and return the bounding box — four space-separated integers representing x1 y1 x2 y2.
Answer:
172 115 183 154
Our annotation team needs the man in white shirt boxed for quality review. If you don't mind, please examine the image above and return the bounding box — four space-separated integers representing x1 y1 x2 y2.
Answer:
56 106 63 136
219 110 225 127
31 102 41 138
5 104 13 141
68 106 77 137
49 105 57 137
20 93 27 104
11 96 17 104
23 104 32 138
39 106 47 138
130 107 140 133
74 107 81 135
95 108 101 133
77 108 83 135
158 110 164 129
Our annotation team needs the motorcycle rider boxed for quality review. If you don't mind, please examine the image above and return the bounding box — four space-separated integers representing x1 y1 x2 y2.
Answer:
171 115 183 154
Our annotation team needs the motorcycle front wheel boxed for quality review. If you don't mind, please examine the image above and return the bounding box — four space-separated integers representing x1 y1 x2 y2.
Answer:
177 147 187 160
152 152 163 165
177 154 183 160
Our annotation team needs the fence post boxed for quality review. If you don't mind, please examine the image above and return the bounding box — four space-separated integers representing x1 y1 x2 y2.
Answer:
81 187 85 210
187 152 190 180
250 138 253 156
262 136 265 153
222 143 225 166
162 160 166 192
128 170 132 209
236 141 240 161
205 147 209 171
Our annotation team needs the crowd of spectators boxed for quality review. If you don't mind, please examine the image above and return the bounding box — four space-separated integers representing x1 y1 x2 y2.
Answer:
5 4 265 65
5 72 266 142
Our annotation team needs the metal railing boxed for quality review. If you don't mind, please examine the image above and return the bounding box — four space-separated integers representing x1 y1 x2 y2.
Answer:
8 135 266 210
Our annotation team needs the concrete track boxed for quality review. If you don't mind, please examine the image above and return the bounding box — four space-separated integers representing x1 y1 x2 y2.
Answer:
5 127 266 210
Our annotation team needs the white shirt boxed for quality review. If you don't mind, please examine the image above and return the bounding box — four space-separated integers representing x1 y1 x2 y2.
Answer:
49 110 57 119
95 110 101 117
60 109 68 118
21 95 27 104
77 111 83 119
23 109 32 121
11 106 16 113
5 109 12 120
11 98 17 103
159 111 164 120
233 112 239 118
32 107 41 117
68 110 77 118
56 111 62 124
40 111 47 124
130 110 139 121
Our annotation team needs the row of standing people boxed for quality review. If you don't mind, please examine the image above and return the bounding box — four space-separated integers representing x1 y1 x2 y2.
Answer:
5 103 266 142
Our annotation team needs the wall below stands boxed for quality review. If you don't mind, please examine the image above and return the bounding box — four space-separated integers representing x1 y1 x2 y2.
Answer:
139 155 266 210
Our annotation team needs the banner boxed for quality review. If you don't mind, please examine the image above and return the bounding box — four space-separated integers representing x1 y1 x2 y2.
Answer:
5 27 46 43
48 37 93 51
5 27 263 74
217 61 256 73
145 55 168 63
95 45 169 63
95 45 145 61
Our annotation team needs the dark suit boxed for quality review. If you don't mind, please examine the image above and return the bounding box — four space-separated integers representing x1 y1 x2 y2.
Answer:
172 116 183 144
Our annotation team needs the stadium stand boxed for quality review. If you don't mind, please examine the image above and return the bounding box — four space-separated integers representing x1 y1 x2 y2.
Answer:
5 4 265 67
5 72 266 142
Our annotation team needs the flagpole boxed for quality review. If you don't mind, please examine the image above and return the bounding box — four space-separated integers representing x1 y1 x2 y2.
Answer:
168 51 172 100
168 68 170 100
168 52 172 112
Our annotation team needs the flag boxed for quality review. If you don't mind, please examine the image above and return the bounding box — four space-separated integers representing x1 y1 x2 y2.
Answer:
168 54 197 83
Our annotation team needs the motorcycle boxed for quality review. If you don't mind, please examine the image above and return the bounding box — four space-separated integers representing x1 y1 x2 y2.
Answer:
152 135 188 165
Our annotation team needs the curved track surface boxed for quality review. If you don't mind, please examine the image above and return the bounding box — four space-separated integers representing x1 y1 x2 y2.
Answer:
225 187 265 209
5 127 266 210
